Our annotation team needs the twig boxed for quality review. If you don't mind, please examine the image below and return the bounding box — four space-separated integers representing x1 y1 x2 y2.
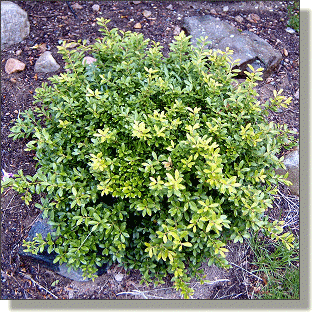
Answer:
202 279 230 285
66 1 78 19
229 262 263 282
116 290 148 299
4 193 16 211
19 272 58 299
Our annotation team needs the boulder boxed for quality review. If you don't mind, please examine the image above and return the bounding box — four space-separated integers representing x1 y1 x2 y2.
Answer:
277 146 299 196
1 1 30 48
182 15 282 79
34 51 60 73
19 219 109 281
5 58 26 74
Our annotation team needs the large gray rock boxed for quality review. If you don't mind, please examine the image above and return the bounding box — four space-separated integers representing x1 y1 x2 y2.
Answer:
182 15 282 78
1 1 30 48
34 51 60 73
19 219 109 281
277 146 299 196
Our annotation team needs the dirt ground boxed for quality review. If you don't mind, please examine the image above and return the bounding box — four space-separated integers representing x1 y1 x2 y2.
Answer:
1 1 299 300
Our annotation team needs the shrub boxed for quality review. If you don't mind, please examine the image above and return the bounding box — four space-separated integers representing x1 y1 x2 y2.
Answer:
287 0 300 32
3 18 297 298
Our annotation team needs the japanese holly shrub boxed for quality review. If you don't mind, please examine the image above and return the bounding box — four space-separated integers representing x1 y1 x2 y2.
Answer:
4 18 297 298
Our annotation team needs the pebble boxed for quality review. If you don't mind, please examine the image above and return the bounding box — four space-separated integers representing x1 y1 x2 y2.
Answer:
283 48 288 56
166 4 173 10
132 1 141 4
235 15 244 23
92 4 100 12
15 49 22 56
143 10 152 18
114 273 124 282
223 6 229 12
134 22 142 29
5 58 26 74
286 27 296 34
294 89 299 99
173 25 181 36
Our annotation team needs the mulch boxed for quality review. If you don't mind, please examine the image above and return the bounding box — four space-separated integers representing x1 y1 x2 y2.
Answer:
1 1 299 300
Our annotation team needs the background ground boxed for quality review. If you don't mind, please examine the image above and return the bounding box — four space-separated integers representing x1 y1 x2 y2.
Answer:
1 0 299 299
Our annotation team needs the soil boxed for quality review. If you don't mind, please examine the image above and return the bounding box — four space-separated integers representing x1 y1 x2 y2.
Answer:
1 1 299 300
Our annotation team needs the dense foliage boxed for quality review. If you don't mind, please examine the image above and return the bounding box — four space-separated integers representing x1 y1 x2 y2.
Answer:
3 18 296 298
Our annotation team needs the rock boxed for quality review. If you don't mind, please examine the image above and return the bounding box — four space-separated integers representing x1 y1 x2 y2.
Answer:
173 25 181 36
235 15 244 24
5 58 25 74
223 6 229 12
283 48 288 56
142 10 152 18
132 1 141 4
166 4 173 10
92 4 100 12
34 51 60 73
15 49 22 56
1 1 30 48
134 22 142 29
294 89 299 99
276 147 299 196
82 56 97 65
19 219 109 281
114 273 124 282
71 3 83 10
182 15 282 79
285 27 296 34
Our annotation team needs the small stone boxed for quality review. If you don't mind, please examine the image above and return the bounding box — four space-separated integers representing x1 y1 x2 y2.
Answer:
15 49 22 56
132 1 141 4
114 273 124 282
92 4 100 12
5 58 26 74
143 10 152 18
294 89 299 99
173 25 181 36
166 4 173 10
210 8 217 15
71 3 83 10
34 51 60 73
134 22 142 29
286 27 296 34
10 77 17 83
223 6 229 12
82 56 97 65
283 48 288 56
235 15 244 23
